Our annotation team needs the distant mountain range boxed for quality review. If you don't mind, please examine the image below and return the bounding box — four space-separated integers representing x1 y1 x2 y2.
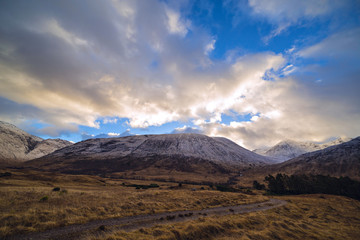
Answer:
25 133 273 175
1 120 359 181
253 138 351 162
0 121 72 164
264 137 360 180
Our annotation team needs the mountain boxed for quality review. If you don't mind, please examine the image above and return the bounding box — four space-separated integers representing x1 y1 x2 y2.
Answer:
0 121 73 164
254 137 352 162
26 133 274 176
266 137 360 180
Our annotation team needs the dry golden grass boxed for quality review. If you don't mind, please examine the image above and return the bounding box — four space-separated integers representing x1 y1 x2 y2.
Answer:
86 194 360 240
0 169 266 237
110 167 231 184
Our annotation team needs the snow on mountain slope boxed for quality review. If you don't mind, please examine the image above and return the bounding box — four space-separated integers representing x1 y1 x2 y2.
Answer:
26 139 74 160
254 137 352 162
0 121 73 163
273 137 360 180
27 133 274 174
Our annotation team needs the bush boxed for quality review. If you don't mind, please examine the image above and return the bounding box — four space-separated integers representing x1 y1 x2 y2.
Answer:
215 185 237 192
253 180 265 190
60 189 68 195
39 196 49 202
0 172 12 177
98 225 106 231
126 183 159 189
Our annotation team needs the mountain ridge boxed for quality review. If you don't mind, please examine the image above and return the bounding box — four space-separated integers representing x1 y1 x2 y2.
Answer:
0 121 73 164
253 137 352 162
259 137 360 180
26 133 274 175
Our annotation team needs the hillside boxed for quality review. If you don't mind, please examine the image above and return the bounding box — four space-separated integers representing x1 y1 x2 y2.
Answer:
26 133 273 177
0 121 72 164
263 137 360 180
254 137 352 162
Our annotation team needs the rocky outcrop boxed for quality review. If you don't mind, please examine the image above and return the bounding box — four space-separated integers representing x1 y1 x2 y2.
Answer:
0 121 72 164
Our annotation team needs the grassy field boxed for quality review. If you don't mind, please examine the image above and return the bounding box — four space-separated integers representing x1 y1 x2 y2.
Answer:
1 169 360 239
88 195 360 240
0 169 266 237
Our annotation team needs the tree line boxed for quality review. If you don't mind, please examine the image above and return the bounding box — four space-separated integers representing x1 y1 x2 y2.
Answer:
260 173 360 200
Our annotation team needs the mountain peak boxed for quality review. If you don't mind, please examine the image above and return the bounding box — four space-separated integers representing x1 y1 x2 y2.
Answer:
257 137 353 162
26 133 274 175
273 136 360 180
0 121 72 163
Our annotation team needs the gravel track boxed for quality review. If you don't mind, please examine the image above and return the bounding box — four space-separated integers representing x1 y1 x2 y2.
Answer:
7 198 286 240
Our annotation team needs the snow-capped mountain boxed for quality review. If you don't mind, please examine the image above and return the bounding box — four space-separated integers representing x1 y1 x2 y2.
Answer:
27 133 274 175
253 137 352 162
271 137 360 180
0 121 72 164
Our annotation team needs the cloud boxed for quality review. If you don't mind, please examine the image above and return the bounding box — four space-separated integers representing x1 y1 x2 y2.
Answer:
0 97 79 137
165 7 190 37
196 28 360 149
0 1 359 149
248 0 347 39
102 118 118 124
199 76 360 149
298 28 360 62
170 126 203 134
81 129 134 141
204 39 216 55
0 0 284 131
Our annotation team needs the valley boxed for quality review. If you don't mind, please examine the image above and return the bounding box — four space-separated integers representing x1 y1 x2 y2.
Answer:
1 122 360 239
1 169 360 239
1 1 360 239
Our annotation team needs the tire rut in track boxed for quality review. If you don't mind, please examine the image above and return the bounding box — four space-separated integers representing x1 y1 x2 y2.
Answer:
7 198 287 240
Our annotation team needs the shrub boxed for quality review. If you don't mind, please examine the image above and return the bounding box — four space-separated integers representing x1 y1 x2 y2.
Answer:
40 196 49 202
253 180 265 190
98 225 106 231
0 172 12 177
60 189 68 195
216 185 237 192
126 183 160 189
166 215 176 220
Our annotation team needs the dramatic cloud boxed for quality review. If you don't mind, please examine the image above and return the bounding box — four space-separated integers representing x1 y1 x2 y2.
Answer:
198 28 360 149
0 0 359 149
0 0 281 130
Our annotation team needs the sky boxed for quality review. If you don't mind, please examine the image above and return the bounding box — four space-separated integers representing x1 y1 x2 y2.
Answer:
0 0 360 150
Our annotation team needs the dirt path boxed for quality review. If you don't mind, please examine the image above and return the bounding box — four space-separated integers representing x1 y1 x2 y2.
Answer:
7 199 286 240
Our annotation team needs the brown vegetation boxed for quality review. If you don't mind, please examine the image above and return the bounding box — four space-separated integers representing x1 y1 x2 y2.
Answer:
87 195 360 240
2 169 360 239
0 169 266 237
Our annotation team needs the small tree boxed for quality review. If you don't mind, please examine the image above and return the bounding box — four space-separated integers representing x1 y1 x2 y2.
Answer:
252 180 265 190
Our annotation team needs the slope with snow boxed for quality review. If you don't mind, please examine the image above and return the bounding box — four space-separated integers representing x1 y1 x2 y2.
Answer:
27 133 274 174
272 137 360 180
0 121 73 164
254 138 352 162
